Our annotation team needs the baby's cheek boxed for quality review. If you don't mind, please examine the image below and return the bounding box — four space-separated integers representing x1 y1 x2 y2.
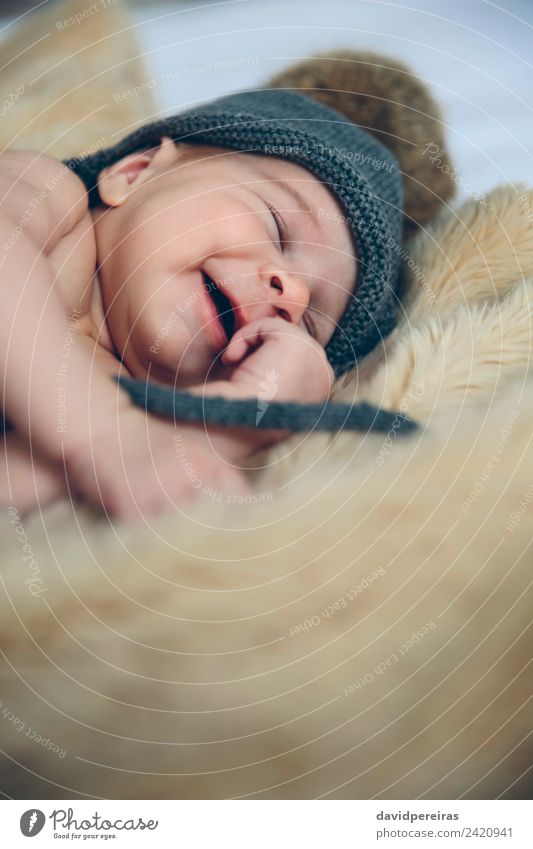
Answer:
136 308 180 365
117 294 168 373
207 197 262 252
125 197 191 266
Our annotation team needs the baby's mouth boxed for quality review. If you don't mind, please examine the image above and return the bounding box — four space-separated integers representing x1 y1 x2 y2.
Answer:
202 272 236 340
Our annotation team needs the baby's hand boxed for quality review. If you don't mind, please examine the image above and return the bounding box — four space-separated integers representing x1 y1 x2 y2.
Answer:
221 317 335 405
64 405 249 521
1 431 69 518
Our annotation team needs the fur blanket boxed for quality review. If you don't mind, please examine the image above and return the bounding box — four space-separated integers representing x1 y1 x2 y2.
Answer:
1 183 532 799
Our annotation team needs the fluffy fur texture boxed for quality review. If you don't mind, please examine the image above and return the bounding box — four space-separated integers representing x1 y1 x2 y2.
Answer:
1 184 532 799
0 0 152 158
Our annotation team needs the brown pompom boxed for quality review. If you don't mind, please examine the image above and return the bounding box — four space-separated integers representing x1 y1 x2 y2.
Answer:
266 50 456 238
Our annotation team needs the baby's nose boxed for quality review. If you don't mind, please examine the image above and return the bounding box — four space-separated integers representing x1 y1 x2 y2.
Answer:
267 269 310 324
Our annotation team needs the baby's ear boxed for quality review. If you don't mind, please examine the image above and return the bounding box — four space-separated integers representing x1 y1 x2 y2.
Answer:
97 136 178 206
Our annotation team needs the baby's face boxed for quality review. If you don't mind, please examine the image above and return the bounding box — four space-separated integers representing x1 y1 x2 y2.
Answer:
92 137 357 386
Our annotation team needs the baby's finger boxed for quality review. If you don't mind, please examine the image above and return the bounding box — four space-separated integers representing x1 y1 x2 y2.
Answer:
222 317 274 359
221 335 250 364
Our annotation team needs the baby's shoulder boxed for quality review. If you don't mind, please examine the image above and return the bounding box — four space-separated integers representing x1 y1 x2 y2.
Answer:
48 206 97 320
0 148 88 247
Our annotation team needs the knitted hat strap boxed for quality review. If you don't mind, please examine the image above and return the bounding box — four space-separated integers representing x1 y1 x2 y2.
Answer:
114 375 417 435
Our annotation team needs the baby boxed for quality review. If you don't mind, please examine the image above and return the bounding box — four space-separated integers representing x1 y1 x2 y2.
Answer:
0 73 412 521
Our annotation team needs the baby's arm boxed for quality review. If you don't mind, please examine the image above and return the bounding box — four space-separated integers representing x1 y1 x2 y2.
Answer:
1 334 128 516
1 430 67 516
0 150 124 461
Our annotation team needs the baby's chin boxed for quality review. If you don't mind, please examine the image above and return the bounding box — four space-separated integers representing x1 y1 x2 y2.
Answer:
122 326 225 388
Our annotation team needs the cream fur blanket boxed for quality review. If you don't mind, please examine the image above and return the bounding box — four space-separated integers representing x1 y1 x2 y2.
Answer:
1 183 532 799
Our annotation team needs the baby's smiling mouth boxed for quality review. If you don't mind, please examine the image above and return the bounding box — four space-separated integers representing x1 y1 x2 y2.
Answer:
202 272 236 340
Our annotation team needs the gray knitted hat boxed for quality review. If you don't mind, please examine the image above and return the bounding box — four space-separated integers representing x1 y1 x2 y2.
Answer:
64 89 414 436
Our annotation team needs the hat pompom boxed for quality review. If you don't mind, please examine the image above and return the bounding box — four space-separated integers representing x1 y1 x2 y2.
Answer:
267 50 456 237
